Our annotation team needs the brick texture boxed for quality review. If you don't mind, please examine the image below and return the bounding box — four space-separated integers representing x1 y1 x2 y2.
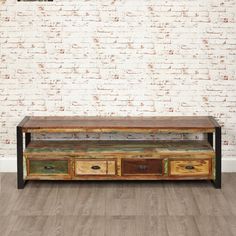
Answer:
0 0 235 160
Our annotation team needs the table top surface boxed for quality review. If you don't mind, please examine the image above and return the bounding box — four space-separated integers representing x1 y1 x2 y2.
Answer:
19 116 220 132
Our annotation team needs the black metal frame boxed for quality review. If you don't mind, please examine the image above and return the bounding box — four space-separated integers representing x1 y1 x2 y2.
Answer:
212 127 221 188
17 117 30 189
17 126 24 189
207 132 213 147
207 126 221 189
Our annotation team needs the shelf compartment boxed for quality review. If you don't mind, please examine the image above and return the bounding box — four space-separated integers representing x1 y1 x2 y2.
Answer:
24 140 214 157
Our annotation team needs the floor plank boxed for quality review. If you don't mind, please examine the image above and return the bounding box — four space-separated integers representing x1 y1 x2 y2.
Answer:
0 173 236 236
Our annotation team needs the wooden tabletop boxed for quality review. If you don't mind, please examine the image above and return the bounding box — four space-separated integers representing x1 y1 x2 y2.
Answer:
18 116 219 133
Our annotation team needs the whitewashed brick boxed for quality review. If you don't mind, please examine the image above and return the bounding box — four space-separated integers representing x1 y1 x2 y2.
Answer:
0 0 235 161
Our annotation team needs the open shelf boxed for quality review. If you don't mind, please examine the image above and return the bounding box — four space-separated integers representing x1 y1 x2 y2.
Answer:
24 140 214 157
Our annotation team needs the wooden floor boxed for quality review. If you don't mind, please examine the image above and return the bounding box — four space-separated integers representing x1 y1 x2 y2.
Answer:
0 173 236 236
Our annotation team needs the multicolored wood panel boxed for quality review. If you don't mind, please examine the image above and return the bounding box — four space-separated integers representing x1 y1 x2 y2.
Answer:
24 140 214 180
24 140 214 156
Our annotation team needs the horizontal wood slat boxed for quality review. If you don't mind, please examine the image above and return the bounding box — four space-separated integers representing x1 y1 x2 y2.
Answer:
24 140 214 157
19 116 219 133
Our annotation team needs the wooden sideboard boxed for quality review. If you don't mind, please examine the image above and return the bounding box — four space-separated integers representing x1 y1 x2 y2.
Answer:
17 116 221 189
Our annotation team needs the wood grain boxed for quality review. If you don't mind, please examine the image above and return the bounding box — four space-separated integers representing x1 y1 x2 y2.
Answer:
26 158 72 180
24 140 214 157
74 159 116 176
169 159 211 177
121 159 163 176
1 173 236 236
20 116 219 133
24 140 214 181
28 160 69 175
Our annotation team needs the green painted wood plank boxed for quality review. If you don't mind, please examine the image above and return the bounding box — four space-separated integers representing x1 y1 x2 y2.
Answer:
24 140 214 155
29 160 68 175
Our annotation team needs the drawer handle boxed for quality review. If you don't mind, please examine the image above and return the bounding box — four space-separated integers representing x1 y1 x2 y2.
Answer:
185 165 195 170
91 165 101 170
137 165 148 171
44 166 55 170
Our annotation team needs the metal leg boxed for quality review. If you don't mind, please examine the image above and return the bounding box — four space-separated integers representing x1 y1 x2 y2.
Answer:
207 133 213 147
17 126 26 189
211 127 221 189
25 133 31 147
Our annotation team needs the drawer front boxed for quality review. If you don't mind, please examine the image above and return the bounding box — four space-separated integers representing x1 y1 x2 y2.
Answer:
122 159 163 175
169 159 211 177
75 160 116 176
28 159 69 176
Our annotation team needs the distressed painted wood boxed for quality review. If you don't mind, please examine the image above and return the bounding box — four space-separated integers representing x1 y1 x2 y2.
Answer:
74 159 116 176
24 140 214 157
24 128 215 133
21 116 219 133
17 116 221 187
169 159 211 177
70 175 213 180
122 159 163 176
24 140 214 181
107 160 116 175
24 157 213 181
28 159 69 175
26 158 72 180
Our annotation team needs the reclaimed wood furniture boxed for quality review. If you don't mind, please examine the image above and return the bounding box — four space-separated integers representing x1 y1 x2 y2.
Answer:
17 116 221 189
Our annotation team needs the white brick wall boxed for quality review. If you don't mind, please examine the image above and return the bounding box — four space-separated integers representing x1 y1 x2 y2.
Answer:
0 0 236 167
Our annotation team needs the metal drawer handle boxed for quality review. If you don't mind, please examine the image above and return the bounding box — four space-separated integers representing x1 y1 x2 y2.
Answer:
91 165 101 170
138 165 148 171
185 165 195 170
44 166 55 170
